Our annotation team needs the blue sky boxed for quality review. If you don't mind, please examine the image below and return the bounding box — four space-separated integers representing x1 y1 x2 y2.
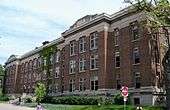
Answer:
0 0 127 64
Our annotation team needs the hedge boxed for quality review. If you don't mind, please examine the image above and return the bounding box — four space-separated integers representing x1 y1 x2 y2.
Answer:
41 96 102 105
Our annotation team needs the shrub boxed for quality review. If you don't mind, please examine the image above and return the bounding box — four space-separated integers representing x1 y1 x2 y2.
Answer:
41 96 102 105
114 94 124 105
25 97 32 103
114 94 131 105
0 94 9 101
35 83 46 103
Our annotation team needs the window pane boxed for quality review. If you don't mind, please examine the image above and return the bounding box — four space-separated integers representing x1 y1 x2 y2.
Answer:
95 80 98 91
91 81 94 90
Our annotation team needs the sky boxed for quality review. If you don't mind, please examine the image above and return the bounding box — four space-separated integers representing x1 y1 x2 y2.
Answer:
0 0 127 64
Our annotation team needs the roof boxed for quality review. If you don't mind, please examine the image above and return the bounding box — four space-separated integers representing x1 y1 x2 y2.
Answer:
6 37 64 64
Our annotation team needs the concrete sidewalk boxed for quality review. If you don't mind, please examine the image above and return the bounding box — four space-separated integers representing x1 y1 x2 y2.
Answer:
0 103 35 110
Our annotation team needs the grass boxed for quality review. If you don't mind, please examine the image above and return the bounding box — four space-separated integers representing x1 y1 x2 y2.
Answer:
21 103 165 110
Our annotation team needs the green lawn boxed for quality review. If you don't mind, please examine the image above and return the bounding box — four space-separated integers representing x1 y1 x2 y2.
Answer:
22 103 165 110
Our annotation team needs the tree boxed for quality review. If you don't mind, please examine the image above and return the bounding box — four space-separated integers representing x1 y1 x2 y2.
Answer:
35 83 46 104
124 0 170 26
125 0 170 108
0 64 4 75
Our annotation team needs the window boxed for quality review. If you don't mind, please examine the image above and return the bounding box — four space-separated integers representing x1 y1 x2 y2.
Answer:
49 54 53 64
43 57 47 66
38 57 41 67
114 28 119 46
115 52 120 68
90 32 98 50
48 84 52 93
55 67 60 78
28 61 32 71
56 51 60 62
116 74 121 90
70 41 76 56
131 22 139 40
79 58 86 72
134 72 141 88
54 83 59 93
79 37 86 53
33 59 37 69
90 76 98 91
90 55 98 69
79 78 86 91
69 60 76 74
43 70 47 75
69 79 75 92
49 69 52 77
133 48 140 64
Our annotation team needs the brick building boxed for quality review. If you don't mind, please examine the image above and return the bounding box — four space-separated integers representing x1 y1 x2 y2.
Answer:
4 7 169 105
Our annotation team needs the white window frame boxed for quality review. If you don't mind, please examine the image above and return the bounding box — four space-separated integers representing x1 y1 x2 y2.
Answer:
69 60 76 74
55 67 60 78
131 22 139 41
114 28 119 46
69 79 75 92
90 32 98 50
90 55 98 70
79 37 86 53
133 47 140 64
134 72 141 88
49 54 53 65
90 76 98 91
70 41 76 56
115 52 120 68
79 78 85 91
43 57 47 66
79 58 85 72
56 51 60 63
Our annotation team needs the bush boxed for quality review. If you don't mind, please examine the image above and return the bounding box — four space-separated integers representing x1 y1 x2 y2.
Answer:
41 96 102 105
25 97 32 103
0 94 9 101
114 94 131 105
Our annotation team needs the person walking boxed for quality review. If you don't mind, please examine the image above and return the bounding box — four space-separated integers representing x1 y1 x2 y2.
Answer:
36 103 44 110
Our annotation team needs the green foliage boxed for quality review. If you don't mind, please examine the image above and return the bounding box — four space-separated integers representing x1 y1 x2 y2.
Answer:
114 94 124 105
0 64 4 75
35 83 46 103
39 44 57 93
114 94 131 105
41 96 102 105
0 94 9 101
125 0 170 26
25 97 32 103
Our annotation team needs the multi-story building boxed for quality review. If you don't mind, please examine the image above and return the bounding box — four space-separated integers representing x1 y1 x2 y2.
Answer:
0 66 5 94
4 7 169 105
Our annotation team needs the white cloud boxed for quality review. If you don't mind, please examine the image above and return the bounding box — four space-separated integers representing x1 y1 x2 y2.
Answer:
0 0 126 64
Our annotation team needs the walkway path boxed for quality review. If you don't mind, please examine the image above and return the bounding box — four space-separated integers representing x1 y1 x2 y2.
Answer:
0 103 34 110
